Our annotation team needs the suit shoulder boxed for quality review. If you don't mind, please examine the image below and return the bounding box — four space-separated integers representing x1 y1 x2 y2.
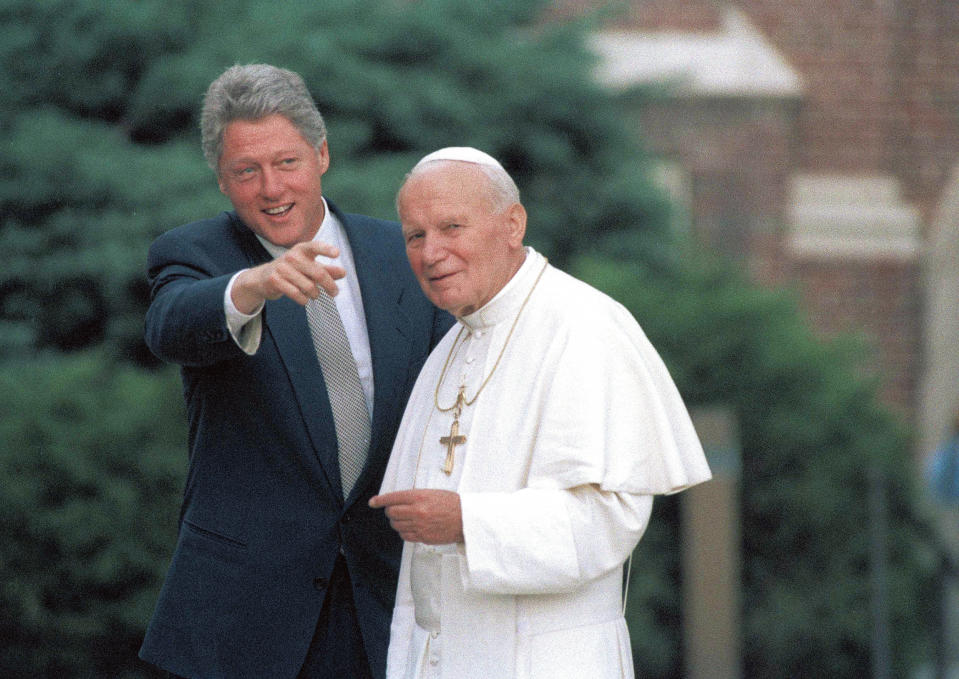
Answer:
148 212 250 275
153 211 241 248
342 212 402 238
339 212 409 266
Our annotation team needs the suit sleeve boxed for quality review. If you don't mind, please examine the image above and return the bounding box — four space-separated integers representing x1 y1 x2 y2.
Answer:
144 229 251 367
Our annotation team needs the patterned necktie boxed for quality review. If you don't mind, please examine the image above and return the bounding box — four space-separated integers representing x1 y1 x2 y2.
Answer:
305 291 371 499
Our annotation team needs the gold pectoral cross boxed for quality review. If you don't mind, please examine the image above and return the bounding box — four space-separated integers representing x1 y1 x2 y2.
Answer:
439 386 468 474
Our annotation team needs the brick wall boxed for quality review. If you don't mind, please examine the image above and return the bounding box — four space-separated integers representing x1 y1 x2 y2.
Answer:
741 0 959 225
638 97 797 285
888 1 959 223
735 0 956 422
788 257 922 414
557 0 959 224
551 0 957 427
742 0 894 171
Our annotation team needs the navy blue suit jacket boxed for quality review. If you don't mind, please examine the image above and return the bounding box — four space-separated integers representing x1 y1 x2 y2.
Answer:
139 201 452 678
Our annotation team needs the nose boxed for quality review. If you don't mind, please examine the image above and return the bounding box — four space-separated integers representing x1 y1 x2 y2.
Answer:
259 167 283 199
421 234 447 266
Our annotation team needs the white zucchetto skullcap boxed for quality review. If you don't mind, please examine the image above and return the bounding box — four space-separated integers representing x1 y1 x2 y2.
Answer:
412 146 505 171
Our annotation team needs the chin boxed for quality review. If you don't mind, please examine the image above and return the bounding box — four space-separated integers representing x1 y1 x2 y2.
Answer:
437 294 465 312
443 302 473 317
260 227 304 248
433 301 458 315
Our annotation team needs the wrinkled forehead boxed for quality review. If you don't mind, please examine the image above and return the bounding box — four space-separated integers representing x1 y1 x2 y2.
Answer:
399 162 496 212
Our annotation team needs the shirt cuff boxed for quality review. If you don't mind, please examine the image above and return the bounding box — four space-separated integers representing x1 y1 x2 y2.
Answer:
224 270 263 355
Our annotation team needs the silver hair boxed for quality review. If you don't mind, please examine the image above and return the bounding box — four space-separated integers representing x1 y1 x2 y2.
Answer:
200 64 327 172
397 159 521 215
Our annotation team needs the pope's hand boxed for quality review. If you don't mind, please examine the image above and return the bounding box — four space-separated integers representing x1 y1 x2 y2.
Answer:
369 489 464 545
231 240 346 313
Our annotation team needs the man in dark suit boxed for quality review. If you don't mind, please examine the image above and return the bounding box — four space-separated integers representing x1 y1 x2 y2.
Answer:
139 64 451 679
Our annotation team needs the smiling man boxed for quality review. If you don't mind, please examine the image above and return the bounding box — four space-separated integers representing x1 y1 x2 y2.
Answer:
140 64 452 679
370 148 712 679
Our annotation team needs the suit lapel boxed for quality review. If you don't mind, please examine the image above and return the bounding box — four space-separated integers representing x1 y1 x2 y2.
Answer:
266 295 344 496
235 218 344 499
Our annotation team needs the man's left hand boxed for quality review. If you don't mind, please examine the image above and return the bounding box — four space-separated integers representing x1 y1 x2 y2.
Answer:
369 489 464 544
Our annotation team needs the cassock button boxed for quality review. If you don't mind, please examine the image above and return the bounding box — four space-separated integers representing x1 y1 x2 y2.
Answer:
312 577 328 590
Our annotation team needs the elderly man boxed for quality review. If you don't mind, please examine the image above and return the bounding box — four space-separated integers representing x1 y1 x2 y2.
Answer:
370 148 711 679
140 65 451 679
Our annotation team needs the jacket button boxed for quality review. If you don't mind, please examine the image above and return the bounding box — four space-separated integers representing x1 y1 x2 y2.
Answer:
313 577 328 590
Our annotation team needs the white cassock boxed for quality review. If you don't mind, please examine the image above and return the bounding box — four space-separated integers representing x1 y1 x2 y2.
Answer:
379 248 712 679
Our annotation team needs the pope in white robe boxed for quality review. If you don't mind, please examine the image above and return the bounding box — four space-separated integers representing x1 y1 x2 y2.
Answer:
370 147 711 679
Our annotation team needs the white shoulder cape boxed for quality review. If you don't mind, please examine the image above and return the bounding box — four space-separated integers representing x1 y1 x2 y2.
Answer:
381 252 711 497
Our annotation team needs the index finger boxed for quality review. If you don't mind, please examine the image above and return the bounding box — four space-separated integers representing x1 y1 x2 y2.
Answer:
298 241 346 288
295 239 339 259
369 490 418 508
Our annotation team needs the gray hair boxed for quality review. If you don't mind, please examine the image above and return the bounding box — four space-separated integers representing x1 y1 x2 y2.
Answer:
397 159 521 215
200 64 327 171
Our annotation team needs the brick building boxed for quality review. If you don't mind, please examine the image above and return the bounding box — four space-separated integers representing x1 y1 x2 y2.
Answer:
550 0 959 458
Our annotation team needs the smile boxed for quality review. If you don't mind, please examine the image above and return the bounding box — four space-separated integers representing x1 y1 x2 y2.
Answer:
429 271 458 283
263 204 294 216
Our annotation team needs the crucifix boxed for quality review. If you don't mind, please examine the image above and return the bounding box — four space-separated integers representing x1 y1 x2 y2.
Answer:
439 386 468 474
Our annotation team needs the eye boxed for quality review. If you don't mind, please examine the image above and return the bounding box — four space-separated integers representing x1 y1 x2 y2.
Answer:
404 231 424 245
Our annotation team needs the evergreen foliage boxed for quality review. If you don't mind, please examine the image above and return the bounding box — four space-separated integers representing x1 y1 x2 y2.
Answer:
0 0 669 363
0 0 935 677
0 352 184 677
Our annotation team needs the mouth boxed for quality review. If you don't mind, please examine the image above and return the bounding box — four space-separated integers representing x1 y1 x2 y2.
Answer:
262 203 294 217
428 271 458 285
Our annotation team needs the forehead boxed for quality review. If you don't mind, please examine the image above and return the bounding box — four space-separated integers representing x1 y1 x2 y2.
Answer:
221 115 310 157
399 164 493 218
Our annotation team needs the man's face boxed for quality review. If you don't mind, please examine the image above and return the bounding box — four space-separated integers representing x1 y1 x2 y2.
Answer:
217 113 329 248
398 163 526 317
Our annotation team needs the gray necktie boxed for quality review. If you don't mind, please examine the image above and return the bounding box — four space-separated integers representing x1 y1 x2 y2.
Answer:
305 291 371 499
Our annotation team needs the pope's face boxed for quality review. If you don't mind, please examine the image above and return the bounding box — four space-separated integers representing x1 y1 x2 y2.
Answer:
398 164 526 317
217 114 329 248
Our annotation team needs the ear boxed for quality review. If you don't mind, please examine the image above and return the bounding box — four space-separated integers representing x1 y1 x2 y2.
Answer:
317 139 331 176
505 202 527 248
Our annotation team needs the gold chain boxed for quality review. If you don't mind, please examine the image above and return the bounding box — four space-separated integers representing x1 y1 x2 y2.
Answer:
434 258 548 412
